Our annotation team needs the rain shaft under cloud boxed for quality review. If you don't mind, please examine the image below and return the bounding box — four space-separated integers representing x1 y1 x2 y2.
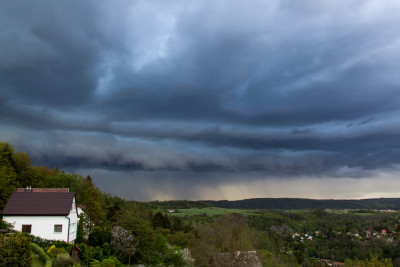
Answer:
1 0 400 200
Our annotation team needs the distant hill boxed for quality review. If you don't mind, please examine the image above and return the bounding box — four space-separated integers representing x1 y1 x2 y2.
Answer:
148 200 212 209
203 198 400 210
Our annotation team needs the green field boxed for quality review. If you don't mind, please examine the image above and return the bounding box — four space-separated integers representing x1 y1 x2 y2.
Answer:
170 207 259 216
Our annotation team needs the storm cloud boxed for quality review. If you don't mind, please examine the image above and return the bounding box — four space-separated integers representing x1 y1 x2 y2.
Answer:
1 0 400 200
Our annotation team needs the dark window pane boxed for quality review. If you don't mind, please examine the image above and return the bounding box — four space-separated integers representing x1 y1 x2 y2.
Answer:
22 225 31 233
54 224 62 233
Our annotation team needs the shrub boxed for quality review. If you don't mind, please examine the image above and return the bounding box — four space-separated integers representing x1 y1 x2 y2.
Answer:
100 258 116 267
47 244 68 258
103 256 126 267
89 259 101 266
53 252 74 267
0 232 31 267
76 242 96 264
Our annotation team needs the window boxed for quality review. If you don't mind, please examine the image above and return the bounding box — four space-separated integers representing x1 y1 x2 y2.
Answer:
54 224 62 233
22 225 31 233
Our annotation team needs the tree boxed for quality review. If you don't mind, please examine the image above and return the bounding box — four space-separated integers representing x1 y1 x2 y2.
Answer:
12 151 32 187
43 173 83 198
152 211 171 229
111 226 137 265
191 213 257 267
0 143 18 210
82 176 105 228
114 207 153 263
89 226 111 247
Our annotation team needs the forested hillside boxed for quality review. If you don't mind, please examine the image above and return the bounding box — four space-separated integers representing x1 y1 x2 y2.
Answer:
205 198 400 210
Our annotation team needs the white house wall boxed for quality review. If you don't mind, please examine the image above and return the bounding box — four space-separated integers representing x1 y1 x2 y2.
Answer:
68 196 79 242
4 215 70 242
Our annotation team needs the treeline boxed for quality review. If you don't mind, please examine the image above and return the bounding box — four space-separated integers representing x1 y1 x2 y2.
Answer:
148 200 212 210
205 198 400 210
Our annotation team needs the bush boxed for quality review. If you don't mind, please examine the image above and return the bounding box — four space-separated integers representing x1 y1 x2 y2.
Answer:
103 256 126 267
89 259 101 266
76 242 97 264
0 232 31 267
47 244 68 258
53 252 74 267
30 243 52 267
100 258 116 267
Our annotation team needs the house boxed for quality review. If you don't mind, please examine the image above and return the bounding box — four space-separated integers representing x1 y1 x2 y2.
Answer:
1 188 79 243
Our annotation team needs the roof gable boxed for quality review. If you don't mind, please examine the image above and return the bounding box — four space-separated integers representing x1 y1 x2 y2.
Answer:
1 192 75 216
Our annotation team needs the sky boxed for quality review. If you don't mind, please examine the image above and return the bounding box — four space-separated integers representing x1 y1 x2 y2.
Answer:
1 0 400 201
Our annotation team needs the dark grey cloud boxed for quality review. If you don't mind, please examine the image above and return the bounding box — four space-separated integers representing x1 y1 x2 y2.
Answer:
2 0 400 199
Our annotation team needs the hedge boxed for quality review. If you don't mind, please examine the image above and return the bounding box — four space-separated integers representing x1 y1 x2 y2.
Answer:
30 243 52 267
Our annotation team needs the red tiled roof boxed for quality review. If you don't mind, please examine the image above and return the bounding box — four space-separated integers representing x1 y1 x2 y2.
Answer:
1 192 75 216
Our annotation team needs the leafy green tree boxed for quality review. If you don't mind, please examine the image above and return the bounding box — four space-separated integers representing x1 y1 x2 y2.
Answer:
76 243 96 265
152 211 171 229
89 226 111 247
44 172 82 191
12 151 32 187
0 142 18 210
114 205 155 263
104 195 126 223
29 165 60 188
149 233 188 267
191 213 257 266
82 176 105 228
111 226 137 265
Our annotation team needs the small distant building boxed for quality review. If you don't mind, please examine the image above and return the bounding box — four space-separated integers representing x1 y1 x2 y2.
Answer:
1 188 79 243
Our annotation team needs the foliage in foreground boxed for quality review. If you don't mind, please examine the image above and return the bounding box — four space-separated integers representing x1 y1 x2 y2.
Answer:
0 232 31 267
